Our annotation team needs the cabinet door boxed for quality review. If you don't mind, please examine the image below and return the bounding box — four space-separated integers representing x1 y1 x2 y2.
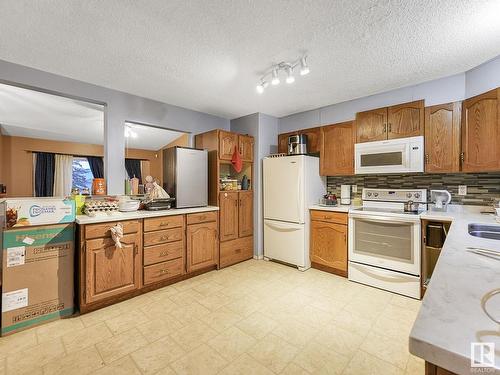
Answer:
310 221 347 276
462 89 500 172
219 130 238 160
320 121 354 176
186 221 218 272
238 135 254 162
278 133 292 154
355 108 388 143
219 192 239 241
238 191 253 237
387 100 424 139
424 102 461 173
300 127 321 154
85 233 140 304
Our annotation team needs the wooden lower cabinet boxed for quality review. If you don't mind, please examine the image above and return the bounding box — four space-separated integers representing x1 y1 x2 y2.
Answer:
78 211 220 313
238 191 253 237
219 192 239 241
425 362 457 375
186 220 219 273
220 236 253 268
83 224 141 305
310 210 348 277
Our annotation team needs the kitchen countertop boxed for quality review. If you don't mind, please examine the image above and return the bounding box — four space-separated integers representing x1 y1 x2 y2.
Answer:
75 206 219 224
309 204 361 213
409 206 500 374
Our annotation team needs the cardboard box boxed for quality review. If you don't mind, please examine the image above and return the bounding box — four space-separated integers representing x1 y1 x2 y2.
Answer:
1 223 75 336
1 198 75 229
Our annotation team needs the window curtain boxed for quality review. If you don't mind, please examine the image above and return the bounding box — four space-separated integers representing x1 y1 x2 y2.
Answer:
125 159 142 182
87 156 104 178
34 152 55 197
53 154 73 196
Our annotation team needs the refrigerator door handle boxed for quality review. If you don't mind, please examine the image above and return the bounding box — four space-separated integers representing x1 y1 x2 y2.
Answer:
265 221 302 232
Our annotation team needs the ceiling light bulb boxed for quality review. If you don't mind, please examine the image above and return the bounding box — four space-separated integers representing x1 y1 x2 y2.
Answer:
299 56 310 76
271 68 280 85
256 84 264 94
286 67 295 84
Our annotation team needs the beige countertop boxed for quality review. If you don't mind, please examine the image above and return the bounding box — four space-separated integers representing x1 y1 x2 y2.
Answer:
410 205 500 374
309 204 361 213
75 206 219 224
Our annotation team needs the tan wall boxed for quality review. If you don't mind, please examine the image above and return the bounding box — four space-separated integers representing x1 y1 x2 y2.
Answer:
2 135 164 197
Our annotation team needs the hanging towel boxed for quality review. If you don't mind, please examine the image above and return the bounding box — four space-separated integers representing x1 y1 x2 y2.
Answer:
231 145 242 173
110 223 124 249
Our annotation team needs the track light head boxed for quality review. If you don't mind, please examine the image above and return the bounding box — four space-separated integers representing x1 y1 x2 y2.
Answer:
286 67 295 84
271 68 280 85
299 56 310 76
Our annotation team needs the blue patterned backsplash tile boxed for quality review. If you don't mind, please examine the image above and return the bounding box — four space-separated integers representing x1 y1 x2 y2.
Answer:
326 173 500 206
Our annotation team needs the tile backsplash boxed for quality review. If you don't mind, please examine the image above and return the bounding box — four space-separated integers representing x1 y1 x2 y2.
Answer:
327 173 500 206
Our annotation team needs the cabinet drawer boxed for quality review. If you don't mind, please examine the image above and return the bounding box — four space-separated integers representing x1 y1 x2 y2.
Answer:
85 220 140 240
220 236 253 268
144 228 184 246
310 210 347 225
85 233 138 250
143 241 184 266
186 211 217 225
144 215 184 232
143 258 183 285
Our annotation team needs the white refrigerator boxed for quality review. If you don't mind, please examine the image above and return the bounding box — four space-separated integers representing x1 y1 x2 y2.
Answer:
263 155 325 271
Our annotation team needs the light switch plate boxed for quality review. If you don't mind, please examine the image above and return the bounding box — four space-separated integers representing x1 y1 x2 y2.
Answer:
352 185 357 193
458 185 467 195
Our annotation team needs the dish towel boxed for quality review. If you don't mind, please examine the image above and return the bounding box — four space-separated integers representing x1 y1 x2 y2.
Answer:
231 145 243 173
110 223 124 249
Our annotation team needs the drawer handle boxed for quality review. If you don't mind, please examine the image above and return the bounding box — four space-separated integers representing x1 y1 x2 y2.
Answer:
235 248 241 253
160 251 169 257
159 269 169 274
199 215 206 220
160 236 170 241
159 222 170 227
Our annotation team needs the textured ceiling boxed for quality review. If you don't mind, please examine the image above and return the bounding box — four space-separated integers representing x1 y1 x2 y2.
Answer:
1 1 500 119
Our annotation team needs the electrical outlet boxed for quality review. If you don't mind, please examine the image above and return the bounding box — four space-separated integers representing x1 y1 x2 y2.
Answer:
458 185 467 196
352 185 357 193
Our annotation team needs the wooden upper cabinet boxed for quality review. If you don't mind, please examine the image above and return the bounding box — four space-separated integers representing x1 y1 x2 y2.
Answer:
355 108 388 143
387 100 424 139
238 135 254 162
278 132 292 154
310 219 347 276
320 121 354 176
300 127 321 154
238 191 253 237
461 89 500 172
219 130 238 160
186 220 218 273
219 192 239 241
85 233 140 304
424 102 461 173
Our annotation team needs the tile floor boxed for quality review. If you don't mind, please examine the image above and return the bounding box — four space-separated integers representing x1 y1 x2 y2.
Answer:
0 259 424 375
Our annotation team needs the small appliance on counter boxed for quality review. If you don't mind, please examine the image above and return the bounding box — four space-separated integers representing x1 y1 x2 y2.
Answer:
287 134 308 155
163 146 208 208
340 184 351 205
430 190 452 211
143 198 175 211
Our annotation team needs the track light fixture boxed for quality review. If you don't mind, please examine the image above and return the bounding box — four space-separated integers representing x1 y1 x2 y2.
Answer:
256 55 309 94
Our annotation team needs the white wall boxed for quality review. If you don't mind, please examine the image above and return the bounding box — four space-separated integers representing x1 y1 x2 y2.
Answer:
279 73 466 133
465 55 500 98
0 59 230 194
279 54 500 133
230 112 278 257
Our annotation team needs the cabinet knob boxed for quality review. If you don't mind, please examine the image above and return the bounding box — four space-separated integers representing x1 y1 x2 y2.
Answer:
160 251 169 257
460 152 465 163
159 269 169 274
159 222 169 227
388 123 392 132
383 124 387 133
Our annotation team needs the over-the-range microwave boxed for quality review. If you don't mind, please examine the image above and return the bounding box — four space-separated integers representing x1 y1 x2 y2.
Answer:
354 136 424 174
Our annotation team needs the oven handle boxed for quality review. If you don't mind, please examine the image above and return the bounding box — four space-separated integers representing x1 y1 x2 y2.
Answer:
349 214 420 225
351 263 418 282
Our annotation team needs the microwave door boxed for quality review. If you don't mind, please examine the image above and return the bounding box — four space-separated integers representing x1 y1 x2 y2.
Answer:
355 140 414 174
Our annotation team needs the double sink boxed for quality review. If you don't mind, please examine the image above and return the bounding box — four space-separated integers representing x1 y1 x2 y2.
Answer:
468 223 500 240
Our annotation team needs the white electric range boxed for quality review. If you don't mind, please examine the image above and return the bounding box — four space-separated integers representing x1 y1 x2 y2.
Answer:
348 188 427 299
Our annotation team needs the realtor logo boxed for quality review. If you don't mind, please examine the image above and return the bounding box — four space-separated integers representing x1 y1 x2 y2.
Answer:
471 342 495 369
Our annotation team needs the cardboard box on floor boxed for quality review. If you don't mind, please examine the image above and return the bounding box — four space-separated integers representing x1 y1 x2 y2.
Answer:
1 223 75 336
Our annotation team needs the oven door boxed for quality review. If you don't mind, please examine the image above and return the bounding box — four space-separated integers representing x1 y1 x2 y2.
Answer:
348 214 421 276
